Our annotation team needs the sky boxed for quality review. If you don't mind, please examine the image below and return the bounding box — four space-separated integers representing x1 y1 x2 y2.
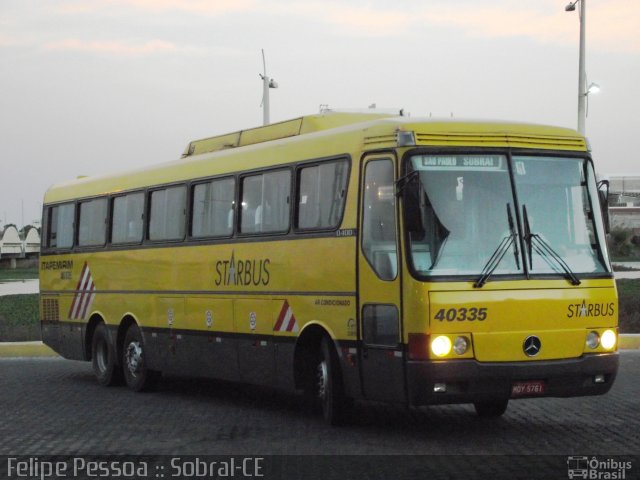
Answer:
1 0 639 228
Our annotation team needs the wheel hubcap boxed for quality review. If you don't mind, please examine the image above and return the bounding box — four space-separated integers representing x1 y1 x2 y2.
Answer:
316 360 328 401
125 341 143 376
96 340 108 373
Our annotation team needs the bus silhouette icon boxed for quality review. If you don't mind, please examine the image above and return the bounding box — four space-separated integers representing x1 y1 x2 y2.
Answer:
567 456 590 479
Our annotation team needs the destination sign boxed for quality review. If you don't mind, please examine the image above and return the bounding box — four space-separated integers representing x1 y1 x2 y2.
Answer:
415 155 505 171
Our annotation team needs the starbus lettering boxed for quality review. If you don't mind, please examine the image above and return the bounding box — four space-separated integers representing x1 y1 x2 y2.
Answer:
567 300 615 318
215 251 270 287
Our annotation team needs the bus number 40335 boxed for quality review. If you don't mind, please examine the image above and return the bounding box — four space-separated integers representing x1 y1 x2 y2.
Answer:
434 307 488 322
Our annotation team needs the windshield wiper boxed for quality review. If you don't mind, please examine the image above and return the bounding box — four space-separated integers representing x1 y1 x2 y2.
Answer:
522 204 581 286
507 202 520 270
474 203 518 288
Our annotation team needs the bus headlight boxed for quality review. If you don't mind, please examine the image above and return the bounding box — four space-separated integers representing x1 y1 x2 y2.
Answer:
453 336 469 355
600 330 616 350
586 331 600 349
431 336 452 357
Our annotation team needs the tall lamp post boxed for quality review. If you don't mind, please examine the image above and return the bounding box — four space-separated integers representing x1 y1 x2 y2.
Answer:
565 0 599 135
260 49 278 125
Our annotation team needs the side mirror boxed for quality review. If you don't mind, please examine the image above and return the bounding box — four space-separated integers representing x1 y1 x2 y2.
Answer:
597 180 610 234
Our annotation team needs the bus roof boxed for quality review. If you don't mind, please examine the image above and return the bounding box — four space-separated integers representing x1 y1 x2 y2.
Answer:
44 112 586 204
182 111 397 157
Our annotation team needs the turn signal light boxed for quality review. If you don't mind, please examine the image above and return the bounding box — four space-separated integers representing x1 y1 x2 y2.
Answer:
408 333 430 360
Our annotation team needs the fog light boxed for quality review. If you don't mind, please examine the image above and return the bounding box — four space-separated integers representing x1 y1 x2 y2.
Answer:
453 336 469 355
434 383 447 393
594 374 605 384
431 336 452 357
586 331 600 349
601 330 616 350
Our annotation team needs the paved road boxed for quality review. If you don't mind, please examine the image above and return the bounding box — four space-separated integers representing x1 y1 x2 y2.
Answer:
1 353 638 457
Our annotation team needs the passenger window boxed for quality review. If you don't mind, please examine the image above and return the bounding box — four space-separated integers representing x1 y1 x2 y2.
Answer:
362 304 400 346
48 203 75 249
362 159 397 280
111 192 144 244
149 186 186 241
296 159 348 230
191 177 235 237
78 198 107 247
240 170 290 234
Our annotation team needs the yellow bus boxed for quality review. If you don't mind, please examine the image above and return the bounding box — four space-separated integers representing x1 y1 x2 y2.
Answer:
40 112 618 424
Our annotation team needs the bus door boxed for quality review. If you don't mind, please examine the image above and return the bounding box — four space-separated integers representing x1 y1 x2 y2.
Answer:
357 155 405 403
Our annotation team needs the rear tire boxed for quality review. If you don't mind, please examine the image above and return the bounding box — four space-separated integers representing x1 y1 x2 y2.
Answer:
474 399 509 417
316 336 351 426
91 323 123 386
122 323 159 392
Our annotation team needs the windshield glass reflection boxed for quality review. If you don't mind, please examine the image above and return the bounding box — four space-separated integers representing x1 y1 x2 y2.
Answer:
405 154 610 279
407 154 520 276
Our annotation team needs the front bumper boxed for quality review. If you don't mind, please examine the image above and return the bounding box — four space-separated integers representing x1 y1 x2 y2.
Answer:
406 352 618 406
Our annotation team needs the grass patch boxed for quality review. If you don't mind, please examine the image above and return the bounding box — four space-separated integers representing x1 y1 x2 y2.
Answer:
0 268 38 281
617 279 640 334
0 293 40 341
611 255 640 263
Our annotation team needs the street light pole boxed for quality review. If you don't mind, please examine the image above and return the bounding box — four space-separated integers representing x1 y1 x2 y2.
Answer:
260 49 278 126
577 0 587 135
566 0 587 135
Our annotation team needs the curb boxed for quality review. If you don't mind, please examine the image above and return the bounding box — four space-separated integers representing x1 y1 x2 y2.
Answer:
1 335 639 358
619 334 640 350
0 341 58 358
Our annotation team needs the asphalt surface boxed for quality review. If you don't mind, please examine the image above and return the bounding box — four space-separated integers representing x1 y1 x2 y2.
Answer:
1 353 638 458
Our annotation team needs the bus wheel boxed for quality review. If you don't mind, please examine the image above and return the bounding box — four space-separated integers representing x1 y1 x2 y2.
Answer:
92 323 122 386
474 399 509 417
122 323 159 392
317 336 351 426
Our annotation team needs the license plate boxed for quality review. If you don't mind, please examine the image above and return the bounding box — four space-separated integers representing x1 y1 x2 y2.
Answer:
511 380 546 397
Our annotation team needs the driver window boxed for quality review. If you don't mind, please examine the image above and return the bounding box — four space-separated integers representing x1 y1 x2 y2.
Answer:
362 159 397 280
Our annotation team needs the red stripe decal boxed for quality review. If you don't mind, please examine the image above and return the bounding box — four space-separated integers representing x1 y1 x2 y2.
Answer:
273 300 289 331
68 262 89 318
80 282 95 319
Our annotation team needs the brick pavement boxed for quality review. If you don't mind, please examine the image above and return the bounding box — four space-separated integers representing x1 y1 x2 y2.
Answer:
0 353 638 457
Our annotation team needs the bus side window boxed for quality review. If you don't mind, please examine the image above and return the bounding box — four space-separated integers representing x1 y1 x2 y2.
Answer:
112 192 144 244
362 159 397 280
296 159 348 230
191 177 235 238
240 170 290 234
48 203 75 249
78 198 107 247
149 186 186 241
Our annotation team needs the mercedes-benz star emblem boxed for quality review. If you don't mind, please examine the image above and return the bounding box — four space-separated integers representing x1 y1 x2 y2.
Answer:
523 335 542 357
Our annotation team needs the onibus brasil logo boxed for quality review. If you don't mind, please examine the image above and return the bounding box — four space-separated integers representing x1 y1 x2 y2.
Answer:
567 456 632 479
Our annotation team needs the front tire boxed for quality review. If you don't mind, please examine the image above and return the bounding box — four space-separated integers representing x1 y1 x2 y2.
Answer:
316 336 351 425
91 323 122 386
122 323 159 392
474 399 509 417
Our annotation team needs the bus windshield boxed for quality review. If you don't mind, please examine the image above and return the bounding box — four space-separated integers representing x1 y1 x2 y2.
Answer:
404 153 610 279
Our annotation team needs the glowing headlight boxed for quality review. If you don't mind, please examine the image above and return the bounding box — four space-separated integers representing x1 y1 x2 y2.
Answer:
453 336 469 355
586 331 600 349
431 336 452 357
600 330 616 350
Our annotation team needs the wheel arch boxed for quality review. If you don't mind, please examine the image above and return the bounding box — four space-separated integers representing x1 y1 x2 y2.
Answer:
293 322 339 390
